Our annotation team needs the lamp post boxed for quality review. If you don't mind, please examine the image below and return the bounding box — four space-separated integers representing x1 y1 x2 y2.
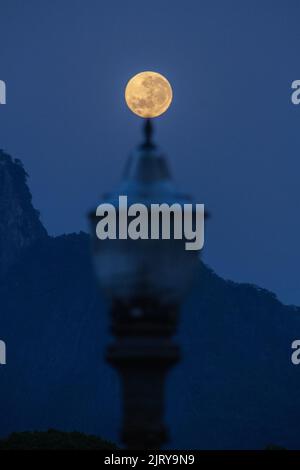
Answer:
90 120 199 449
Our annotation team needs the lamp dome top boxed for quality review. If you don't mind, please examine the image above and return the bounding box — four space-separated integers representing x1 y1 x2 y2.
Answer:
104 120 191 206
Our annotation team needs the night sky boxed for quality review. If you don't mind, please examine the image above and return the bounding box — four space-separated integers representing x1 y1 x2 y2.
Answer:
0 0 299 305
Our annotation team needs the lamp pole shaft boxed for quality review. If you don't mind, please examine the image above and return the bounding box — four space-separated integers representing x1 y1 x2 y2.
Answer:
106 306 180 449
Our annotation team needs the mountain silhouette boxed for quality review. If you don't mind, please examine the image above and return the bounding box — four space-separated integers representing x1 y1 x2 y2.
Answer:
0 150 300 449
0 150 46 274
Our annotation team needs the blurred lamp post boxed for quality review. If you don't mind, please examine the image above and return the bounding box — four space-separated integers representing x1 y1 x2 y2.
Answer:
90 120 199 449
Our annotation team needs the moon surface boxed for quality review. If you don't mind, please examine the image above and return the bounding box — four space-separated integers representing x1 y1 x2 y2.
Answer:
125 71 173 118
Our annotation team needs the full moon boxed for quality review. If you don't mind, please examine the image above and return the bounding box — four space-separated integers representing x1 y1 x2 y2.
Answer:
125 71 173 118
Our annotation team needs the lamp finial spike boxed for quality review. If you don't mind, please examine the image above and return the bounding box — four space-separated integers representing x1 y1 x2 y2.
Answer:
143 119 153 147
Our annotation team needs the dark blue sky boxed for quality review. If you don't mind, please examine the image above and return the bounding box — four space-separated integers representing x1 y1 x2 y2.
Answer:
0 0 299 305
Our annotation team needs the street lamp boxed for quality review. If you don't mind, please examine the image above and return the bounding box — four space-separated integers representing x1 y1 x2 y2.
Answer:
89 120 199 449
